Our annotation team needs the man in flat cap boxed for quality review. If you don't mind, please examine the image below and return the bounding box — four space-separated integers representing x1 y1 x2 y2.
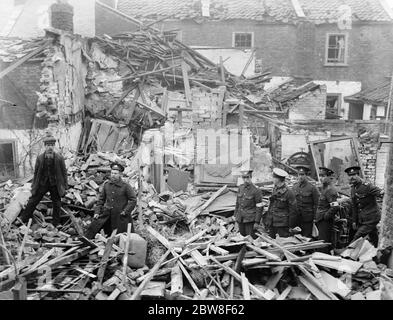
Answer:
234 169 264 238
264 168 297 238
315 167 339 252
86 163 137 239
292 166 320 238
345 166 384 247
19 134 68 227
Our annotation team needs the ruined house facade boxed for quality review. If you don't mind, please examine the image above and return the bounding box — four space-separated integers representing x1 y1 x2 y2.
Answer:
98 0 393 121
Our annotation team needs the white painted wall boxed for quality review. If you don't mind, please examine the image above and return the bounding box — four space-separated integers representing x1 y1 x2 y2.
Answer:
314 80 362 120
0 122 82 178
363 103 372 120
194 47 255 77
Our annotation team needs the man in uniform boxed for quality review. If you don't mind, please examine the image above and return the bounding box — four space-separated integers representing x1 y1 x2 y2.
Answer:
19 135 68 227
292 166 320 237
345 166 384 247
315 167 339 253
265 168 297 238
86 163 137 239
234 169 264 239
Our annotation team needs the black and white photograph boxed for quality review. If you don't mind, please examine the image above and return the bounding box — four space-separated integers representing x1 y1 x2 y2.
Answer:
1 0 393 308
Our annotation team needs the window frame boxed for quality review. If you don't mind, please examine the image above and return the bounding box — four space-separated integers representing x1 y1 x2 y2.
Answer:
325 93 342 118
163 30 183 43
232 32 254 49
325 33 348 66
0 139 18 180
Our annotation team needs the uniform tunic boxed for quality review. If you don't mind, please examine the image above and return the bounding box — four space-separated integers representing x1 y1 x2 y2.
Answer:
315 184 339 252
265 183 297 238
86 178 137 238
292 180 319 237
351 181 383 246
235 183 263 237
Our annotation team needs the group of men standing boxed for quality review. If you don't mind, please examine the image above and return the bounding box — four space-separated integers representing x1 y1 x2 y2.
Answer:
17 134 384 250
235 164 384 249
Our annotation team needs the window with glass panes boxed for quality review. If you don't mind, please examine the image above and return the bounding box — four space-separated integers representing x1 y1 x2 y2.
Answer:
326 34 347 64
233 32 253 48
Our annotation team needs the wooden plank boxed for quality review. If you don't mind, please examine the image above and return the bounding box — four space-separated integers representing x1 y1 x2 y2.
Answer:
97 230 117 285
12 279 27 300
122 223 132 284
130 249 171 300
187 185 227 223
17 219 32 264
240 272 251 300
0 226 11 265
44 247 91 270
141 281 166 299
277 285 292 300
0 42 49 80
311 252 362 274
219 56 225 84
170 262 183 297
265 267 285 290
246 244 281 262
181 59 192 107
298 275 331 301
185 229 208 245
205 245 229 256
106 85 136 116
108 64 181 83
190 250 208 266
210 256 274 300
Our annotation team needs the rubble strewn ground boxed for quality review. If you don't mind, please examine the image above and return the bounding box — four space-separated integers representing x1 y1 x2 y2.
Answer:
1 149 393 300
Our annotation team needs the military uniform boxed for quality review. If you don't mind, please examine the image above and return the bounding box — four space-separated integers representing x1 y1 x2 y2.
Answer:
293 179 319 237
315 185 339 251
235 183 263 238
86 175 137 239
351 181 383 247
265 183 297 238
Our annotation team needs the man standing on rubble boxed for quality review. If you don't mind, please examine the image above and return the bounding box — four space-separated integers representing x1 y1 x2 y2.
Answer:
264 168 297 238
234 169 264 238
292 166 319 238
86 163 137 239
315 167 339 253
18 135 68 228
345 166 384 247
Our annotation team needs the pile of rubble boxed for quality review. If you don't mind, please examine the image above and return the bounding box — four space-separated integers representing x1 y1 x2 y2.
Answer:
1 150 393 300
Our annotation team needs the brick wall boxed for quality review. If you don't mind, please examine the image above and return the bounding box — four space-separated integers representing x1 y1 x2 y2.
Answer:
148 20 393 89
288 85 326 120
50 2 74 32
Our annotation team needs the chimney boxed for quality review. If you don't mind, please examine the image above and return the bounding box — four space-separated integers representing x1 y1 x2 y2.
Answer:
49 0 74 33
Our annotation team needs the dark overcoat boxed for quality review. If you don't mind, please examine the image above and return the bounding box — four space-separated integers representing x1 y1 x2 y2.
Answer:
31 152 68 197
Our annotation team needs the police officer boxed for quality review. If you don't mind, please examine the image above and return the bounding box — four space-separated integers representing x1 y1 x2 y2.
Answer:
265 168 297 238
292 166 320 238
345 166 384 247
315 167 339 253
86 163 137 239
234 169 264 238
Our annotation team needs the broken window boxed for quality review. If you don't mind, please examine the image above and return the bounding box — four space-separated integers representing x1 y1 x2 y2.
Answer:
326 34 347 64
0 140 17 181
326 94 341 119
163 31 182 43
370 105 386 120
233 32 253 48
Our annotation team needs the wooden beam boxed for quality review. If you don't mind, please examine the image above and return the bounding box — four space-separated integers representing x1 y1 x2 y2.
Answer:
108 65 181 83
17 219 32 264
241 272 251 300
0 42 49 80
130 249 171 300
106 85 136 116
97 230 117 285
122 223 132 284
181 59 192 107
246 244 281 262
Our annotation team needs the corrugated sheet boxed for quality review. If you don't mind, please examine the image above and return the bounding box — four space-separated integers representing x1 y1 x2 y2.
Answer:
344 79 390 105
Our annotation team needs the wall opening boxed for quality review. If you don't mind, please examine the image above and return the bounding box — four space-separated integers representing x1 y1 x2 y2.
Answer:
348 102 364 120
0 140 18 181
326 93 342 119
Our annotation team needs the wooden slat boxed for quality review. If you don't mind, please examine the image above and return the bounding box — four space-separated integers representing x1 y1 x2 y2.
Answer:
97 230 117 285
241 272 251 300
0 42 49 79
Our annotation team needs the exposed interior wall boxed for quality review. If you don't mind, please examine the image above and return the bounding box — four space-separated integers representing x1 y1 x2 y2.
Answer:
314 80 361 119
288 85 327 120
0 122 81 178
